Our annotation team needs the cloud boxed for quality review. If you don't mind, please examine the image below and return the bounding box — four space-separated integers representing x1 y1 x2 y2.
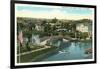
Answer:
16 7 93 20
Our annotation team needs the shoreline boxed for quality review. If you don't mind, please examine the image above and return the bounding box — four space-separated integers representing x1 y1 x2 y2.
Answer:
17 46 57 63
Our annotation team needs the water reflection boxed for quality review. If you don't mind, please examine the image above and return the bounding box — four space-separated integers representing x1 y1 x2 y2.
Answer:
34 41 92 62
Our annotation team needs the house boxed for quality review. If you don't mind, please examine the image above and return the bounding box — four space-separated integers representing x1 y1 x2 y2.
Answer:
76 23 92 39
35 24 44 31
76 23 92 33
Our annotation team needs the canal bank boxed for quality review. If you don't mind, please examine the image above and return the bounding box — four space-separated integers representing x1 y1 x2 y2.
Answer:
17 39 92 63
17 46 57 63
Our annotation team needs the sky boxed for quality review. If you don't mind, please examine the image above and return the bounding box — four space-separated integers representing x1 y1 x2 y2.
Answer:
15 4 94 20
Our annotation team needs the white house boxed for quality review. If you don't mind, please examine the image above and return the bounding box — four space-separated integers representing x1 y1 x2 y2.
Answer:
76 24 88 32
35 24 44 31
76 23 92 32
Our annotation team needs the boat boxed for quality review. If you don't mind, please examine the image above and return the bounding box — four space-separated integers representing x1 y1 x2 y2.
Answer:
85 48 92 54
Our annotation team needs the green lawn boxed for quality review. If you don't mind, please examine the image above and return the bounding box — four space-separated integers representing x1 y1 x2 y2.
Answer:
17 46 57 63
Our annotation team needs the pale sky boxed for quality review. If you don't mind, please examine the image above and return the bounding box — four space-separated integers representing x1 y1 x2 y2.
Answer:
15 4 94 20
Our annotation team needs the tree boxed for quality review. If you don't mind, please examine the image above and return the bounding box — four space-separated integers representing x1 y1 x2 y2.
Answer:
51 17 58 23
44 23 51 36
23 22 34 51
41 20 47 26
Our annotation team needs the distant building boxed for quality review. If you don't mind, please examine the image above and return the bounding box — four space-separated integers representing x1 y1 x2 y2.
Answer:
35 24 44 31
49 21 62 29
56 28 67 32
76 23 92 32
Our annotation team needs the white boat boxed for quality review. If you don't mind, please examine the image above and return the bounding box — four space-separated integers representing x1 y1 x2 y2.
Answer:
63 39 69 42
58 50 68 54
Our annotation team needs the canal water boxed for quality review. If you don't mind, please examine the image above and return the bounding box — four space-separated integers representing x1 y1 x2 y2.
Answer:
39 41 92 62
